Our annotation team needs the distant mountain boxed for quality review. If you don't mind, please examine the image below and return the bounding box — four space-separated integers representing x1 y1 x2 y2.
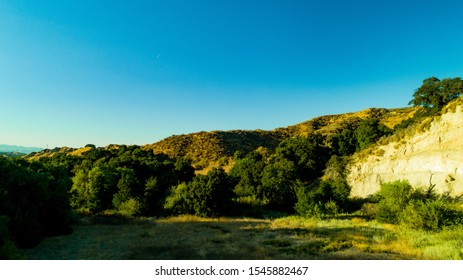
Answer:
0 144 43 154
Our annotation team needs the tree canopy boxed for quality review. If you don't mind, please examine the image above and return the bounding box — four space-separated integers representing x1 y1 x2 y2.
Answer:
409 77 463 110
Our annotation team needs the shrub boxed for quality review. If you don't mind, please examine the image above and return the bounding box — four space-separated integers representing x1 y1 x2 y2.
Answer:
164 168 234 217
294 179 351 218
400 199 463 231
360 203 379 220
0 216 22 259
375 180 413 224
117 198 142 217
164 183 191 215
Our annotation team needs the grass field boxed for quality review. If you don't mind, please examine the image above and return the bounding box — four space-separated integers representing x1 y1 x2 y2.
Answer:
22 215 463 260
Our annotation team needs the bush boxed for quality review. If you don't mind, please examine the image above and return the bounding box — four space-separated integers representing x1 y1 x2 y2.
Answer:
0 158 72 248
373 180 463 231
294 179 351 218
375 180 413 224
0 216 22 259
164 183 191 215
400 199 463 231
164 168 234 217
360 203 379 220
117 198 142 217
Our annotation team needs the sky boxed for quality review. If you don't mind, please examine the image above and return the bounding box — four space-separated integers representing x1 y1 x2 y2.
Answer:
1 0 462 148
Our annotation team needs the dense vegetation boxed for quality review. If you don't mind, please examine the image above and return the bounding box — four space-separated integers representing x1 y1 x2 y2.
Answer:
2 76 463 259
0 157 72 257
409 77 462 111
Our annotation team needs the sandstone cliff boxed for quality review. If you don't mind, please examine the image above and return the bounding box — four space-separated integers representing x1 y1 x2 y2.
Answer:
347 99 463 197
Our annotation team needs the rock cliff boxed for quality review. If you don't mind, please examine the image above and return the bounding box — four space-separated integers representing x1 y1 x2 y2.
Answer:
347 99 463 197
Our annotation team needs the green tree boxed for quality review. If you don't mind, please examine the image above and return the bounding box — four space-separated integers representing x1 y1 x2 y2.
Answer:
71 165 118 213
112 167 141 210
261 158 298 211
164 168 234 217
355 118 391 151
230 151 266 200
273 134 330 183
440 77 463 104
409 77 462 110
189 168 234 217
331 128 357 156
0 157 72 249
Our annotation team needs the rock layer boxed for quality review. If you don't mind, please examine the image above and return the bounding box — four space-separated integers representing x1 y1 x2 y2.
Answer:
347 102 463 197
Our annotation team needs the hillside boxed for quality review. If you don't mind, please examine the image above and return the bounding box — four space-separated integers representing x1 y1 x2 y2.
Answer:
279 107 416 138
24 107 416 170
142 130 284 168
347 97 463 197
145 107 416 169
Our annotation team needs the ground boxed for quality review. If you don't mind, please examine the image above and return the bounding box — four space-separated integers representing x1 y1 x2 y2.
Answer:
23 215 456 260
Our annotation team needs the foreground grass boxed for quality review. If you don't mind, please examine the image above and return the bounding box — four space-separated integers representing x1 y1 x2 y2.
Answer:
22 215 463 260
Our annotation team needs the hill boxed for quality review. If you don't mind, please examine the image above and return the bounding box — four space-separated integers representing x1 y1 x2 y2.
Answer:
0 144 42 154
142 130 284 169
24 107 417 170
347 97 463 197
144 107 416 169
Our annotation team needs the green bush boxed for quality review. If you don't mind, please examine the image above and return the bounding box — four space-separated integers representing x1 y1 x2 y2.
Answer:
0 157 72 248
360 203 379 220
117 198 142 217
0 216 22 259
164 168 234 217
373 180 463 231
400 199 463 231
164 183 191 215
294 179 351 218
375 180 413 224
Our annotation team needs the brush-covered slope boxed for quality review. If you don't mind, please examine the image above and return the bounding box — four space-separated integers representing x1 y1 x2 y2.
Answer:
144 107 416 169
23 107 416 170
347 97 463 197
143 130 284 168
278 107 417 138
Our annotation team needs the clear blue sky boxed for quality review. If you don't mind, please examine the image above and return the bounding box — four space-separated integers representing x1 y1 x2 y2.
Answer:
1 0 462 148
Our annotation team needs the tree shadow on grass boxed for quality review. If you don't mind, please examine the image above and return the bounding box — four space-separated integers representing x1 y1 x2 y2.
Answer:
24 217 420 260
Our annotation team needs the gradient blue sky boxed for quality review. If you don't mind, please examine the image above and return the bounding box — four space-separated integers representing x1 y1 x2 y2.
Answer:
1 0 462 148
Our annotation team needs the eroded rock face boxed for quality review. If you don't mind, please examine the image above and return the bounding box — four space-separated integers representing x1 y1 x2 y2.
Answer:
347 103 463 198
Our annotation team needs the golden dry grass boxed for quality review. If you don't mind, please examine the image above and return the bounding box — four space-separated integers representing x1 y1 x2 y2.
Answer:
21 215 459 260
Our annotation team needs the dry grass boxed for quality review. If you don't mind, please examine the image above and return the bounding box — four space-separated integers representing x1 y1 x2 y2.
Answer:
21 215 459 260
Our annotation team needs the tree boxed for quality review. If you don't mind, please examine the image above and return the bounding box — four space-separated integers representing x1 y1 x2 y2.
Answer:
230 151 266 200
188 168 234 217
295 179 351 218
331 128 357 156
355 118 390 151
0 157 72 249
273 134 330 183
440 77 463 104
261 158 298 211
112 167 141 210
71 165 118 213
164 168 234 217
409 77 462 110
